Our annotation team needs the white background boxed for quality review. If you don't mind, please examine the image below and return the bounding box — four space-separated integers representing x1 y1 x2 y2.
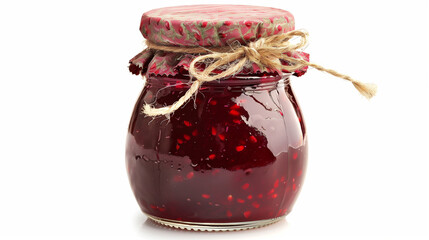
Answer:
0 0 428 239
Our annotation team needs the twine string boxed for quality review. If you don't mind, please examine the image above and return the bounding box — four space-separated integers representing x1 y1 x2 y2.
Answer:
142 30 377 116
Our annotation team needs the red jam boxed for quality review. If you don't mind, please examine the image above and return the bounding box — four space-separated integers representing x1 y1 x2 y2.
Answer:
126 73 307 223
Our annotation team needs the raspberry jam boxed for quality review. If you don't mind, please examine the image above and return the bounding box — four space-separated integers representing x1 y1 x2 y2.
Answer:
126 73 308 227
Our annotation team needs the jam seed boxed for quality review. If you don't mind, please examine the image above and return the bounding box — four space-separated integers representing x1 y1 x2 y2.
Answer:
252 202 260 208
158 207 166 212
293 184 297 191
183 134 191 140
177 139 183 144
173 175 183 182
192 129 198 136
272 194 278 198
208 154 216 160
150 205 157 210
236 145 245 152
274 179 279 188
186 172 194 179
209 100 217 105
247 195 253 200
229 110 240 116
218 134 225 141
249 135 257 143
243 211 251 218
293 152 298 159
268 188 275 194
183 120 192 127
226 210 232 217
227 195 233 201
237 198 245 203
242 183 249 190
297 169 303 177
202 194 210 199
233 119 241 124
231 104 240 110
211 127 217 136
176 144 180 150
211 169 220 175
258 194 263 198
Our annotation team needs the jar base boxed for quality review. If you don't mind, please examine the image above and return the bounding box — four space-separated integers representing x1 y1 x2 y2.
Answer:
146 214 285 231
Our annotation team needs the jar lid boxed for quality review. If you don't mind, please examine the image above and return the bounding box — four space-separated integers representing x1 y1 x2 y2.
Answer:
140 5 295 47
129 5 309 77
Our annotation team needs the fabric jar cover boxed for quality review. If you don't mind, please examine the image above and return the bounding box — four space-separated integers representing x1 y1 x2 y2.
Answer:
128 5 309 77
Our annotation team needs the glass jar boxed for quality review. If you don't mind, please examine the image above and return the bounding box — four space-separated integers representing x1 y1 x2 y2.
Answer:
126 4 313 231
126 72 307 231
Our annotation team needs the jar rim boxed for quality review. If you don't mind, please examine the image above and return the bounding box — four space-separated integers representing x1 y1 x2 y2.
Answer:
146 72 291 86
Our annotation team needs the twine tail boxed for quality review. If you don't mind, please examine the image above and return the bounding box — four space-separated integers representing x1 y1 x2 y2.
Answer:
300 60 378 99
143 80 201 116
352 82 378 99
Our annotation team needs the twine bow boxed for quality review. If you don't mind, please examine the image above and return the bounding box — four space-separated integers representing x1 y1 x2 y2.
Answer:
142 30 377 116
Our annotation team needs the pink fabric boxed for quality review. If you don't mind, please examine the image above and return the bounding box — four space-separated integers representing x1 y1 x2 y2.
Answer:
140 5 295 47
129 5 309 78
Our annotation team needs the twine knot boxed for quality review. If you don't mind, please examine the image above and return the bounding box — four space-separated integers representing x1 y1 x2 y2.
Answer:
142 30 377 117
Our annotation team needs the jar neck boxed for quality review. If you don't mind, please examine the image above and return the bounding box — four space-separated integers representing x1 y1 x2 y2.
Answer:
145 73 291 92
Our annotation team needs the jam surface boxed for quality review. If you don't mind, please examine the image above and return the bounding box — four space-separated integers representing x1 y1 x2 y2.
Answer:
126 74 307 223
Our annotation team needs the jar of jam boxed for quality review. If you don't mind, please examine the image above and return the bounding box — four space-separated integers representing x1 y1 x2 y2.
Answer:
126 5 309 231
